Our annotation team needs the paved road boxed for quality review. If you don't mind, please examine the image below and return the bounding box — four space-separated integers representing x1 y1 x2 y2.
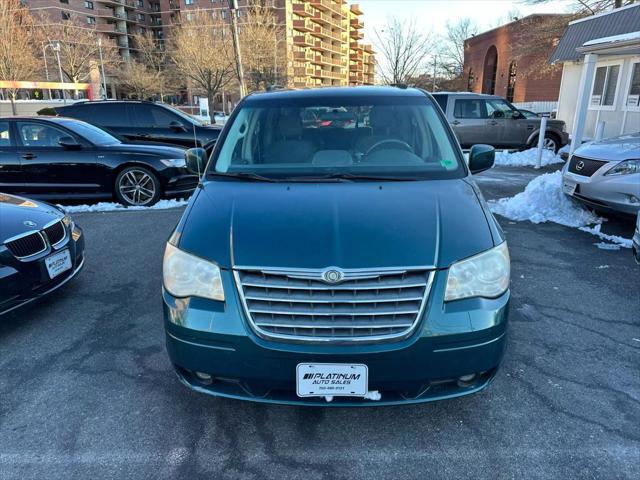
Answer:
1 167 639 479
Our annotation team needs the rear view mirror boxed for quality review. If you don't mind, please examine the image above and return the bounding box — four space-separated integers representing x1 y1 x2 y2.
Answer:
58 136 81 150
468 144 495 174
185 147 207 175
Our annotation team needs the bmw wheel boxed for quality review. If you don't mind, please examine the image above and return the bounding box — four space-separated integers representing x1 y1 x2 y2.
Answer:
115 167 161 207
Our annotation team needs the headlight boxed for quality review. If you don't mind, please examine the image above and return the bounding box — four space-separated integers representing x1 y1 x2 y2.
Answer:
61 214 74 229
445 242 510 302
163 243 224 301
160 158 186 168
605 159 640 176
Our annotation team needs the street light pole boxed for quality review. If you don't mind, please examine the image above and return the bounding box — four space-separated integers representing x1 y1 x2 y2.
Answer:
228 0 247 98
42 44 52 100
51 41 66 105
97 37 108 99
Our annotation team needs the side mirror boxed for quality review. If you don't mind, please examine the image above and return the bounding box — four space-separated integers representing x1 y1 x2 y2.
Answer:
58 136 81 150
468 144 495 174
513 111 525 120
185 147 207 175
169 121 187 132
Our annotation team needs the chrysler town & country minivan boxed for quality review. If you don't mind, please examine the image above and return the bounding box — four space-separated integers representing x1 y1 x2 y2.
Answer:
162 87 510 406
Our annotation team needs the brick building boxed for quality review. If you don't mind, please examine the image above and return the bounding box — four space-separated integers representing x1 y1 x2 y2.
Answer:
462 14 569 103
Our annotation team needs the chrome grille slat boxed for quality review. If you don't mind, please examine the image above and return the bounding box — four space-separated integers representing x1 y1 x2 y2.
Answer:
235 267 435 343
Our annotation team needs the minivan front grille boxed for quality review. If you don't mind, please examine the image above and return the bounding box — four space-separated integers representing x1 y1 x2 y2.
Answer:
234 267 434 343
4 232 47 259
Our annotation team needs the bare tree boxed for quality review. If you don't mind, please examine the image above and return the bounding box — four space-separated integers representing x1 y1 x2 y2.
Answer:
524 0 635 14
35 16 119 85
0 0 40 114
439 18 478 77
131 31 169 99
170 10 235 116
373 17 433 85
117 60 158 100
239 4 286 91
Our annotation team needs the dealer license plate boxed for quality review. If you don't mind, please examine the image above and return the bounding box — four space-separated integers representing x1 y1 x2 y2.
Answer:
296 363 368 398
563 179 577 196
45 249 72 279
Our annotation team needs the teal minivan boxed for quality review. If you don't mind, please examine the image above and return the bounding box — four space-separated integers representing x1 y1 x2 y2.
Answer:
162 87 510 406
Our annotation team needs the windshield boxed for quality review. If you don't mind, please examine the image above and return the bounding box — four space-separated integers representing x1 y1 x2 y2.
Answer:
62 119 120 146
210 95 464 180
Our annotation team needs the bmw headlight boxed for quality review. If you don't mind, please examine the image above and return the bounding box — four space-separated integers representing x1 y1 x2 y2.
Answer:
445 242 510 302
61 214 74 229
163 243 224 301
605 159 640 176
160 158 187 168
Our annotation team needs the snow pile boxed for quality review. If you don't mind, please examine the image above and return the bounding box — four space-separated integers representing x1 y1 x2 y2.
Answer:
489 171 601 227
59 198 189 213
579 224 632 249
494 148 564 167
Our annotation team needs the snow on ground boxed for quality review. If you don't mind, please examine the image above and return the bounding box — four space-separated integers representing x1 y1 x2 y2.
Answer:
489 171 601 227
489 170 633 249
58 198 189 213
494 147 564 167
579 224 633 249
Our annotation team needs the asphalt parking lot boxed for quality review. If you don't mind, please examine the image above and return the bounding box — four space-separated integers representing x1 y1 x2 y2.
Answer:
1 166 639 479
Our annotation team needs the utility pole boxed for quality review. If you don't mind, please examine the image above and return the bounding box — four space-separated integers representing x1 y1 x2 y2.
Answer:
228 0 247 98
432 55 437 92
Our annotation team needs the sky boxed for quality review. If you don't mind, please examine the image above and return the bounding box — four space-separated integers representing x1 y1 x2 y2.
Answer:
357 0 575 44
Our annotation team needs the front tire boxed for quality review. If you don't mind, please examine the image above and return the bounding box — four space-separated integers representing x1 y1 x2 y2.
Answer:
531 133 560 153
115 166 161 207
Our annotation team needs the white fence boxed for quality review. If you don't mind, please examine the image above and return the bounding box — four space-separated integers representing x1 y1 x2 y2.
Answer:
512 101 558 116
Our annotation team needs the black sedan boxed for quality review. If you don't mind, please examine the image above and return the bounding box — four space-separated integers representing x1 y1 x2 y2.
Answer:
0 117 197 207
0 192 85 316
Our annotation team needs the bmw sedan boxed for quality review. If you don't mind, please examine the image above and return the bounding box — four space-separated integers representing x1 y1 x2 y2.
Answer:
562 132 640 215
0 192 84 316
0 117 197 206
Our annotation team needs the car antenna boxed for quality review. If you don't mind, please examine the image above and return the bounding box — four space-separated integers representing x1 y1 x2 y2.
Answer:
193 122 198 150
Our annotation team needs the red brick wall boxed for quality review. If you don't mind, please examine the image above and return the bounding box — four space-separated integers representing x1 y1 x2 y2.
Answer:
462 15 565 102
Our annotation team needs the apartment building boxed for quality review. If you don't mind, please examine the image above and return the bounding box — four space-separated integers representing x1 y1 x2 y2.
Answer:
23 0 179 58
23 0 375 89
179 0 376 88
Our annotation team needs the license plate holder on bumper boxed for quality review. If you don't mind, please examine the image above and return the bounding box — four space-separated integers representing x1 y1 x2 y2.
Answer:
45 249 72 279
562 179 577 196
296 363 368 398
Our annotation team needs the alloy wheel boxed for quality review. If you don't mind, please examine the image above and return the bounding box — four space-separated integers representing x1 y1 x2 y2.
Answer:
118 169 156 206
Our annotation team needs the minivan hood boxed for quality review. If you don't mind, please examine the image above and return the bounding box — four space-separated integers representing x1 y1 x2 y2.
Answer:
178 179 495 270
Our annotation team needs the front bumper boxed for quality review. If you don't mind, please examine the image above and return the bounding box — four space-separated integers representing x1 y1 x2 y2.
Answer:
563 170 640 216
163 169 198 198
0 225 85 316
163 269 510 406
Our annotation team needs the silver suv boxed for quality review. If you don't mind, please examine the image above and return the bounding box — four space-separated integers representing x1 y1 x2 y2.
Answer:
432 92 568 153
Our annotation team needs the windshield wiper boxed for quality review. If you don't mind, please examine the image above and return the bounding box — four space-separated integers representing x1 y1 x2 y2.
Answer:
285 173 417 182
207 172 281 182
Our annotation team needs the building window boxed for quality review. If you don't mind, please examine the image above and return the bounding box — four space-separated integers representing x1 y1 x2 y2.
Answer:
467 69 474 92
86 16 95 24
221 9 227 19
625 62 640 110
138 0 144 6
137 13 145 21
481 45 498 95
506 61 517 102
185 0 193 4
61 11 71 20
59 0 69 4
590 64 621 108
84 1 94 9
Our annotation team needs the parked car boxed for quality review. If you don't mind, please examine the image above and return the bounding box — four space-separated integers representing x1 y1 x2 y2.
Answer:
162 86 511 406
431 92 568 152
0 117 197 206
41 100 222 150
562 132 640 215
633 212 640 264
0 192 84 316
